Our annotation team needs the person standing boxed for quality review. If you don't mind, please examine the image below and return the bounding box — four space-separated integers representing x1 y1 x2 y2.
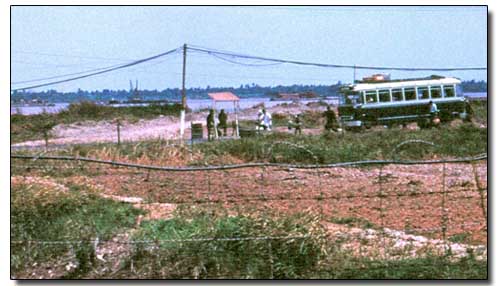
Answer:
262 108 273 131
293 114 302 135
207 109 215 140
323 106 338 132
256 109 264 130
218 109 228 136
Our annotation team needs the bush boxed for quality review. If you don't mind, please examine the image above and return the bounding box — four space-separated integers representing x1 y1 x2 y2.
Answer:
64 101 110 119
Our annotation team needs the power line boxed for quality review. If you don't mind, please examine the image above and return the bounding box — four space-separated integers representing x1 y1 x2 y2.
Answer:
11 47 182 91
120 69 339 82
207 52 283 67
12 55 182 85
11 50 135 62
11 62 128 85
187 45 487 72
11 43 486 92
11 60 114 69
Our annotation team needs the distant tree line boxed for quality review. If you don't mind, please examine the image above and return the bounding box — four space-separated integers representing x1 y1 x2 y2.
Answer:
11 80 485 103
460 79 487 93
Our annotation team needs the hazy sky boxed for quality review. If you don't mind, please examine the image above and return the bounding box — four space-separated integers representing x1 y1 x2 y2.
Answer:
11 6 487 92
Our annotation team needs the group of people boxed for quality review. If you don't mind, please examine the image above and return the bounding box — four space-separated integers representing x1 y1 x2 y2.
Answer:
206 105 340 139
206 109 228 140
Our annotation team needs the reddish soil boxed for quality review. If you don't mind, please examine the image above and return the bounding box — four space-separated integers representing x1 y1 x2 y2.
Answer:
11 159 487 279
88 161 487 245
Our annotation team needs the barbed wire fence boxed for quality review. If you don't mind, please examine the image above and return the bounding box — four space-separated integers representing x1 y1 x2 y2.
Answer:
10 142 487 278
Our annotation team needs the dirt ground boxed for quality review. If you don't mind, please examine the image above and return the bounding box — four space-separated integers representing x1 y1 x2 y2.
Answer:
10 159 487 279
14 158 486 247
85 161 486 242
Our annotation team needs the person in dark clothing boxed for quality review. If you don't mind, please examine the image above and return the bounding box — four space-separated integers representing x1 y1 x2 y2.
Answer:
218 109 228 136
323 106 338 132
207 109 215 140
287 114 302 135
465 99 473 122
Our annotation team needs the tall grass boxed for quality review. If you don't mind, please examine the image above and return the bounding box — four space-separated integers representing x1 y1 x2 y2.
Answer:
17 121 486 166
116 208 486 279
194 123 486 164
118 209 333 279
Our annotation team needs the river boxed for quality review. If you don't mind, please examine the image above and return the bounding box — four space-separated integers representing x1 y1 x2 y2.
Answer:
11 93 485 116
10 97 340 115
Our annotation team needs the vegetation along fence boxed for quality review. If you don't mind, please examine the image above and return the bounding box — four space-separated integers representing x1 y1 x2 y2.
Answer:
10 142 487 279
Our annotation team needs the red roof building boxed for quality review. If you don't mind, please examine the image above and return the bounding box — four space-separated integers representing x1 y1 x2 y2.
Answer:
208 92 240 102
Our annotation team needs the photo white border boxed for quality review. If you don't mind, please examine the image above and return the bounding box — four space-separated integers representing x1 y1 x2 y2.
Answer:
2 1 495 285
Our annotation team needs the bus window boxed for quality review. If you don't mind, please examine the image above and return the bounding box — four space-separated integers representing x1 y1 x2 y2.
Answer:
379 90 390 102
392 89 403 101
444 85 455 97
345 91 361 104
365 91 377 104
431 86 442 98
404 87 416 100
417 87 429 100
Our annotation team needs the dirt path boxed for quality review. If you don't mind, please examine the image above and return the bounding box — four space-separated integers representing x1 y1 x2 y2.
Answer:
11 103 325 148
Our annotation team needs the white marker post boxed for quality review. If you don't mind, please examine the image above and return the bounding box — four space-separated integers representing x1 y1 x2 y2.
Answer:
180 43 187 143
180 109 185 140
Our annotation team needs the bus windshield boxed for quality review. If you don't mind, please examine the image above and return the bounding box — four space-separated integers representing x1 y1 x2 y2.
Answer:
344 91 361 105
456 84 464 97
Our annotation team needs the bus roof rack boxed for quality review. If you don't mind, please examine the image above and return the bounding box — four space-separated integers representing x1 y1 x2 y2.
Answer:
355 75 446 84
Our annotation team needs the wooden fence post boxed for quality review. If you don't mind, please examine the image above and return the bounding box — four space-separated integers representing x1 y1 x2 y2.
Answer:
116 119 121 146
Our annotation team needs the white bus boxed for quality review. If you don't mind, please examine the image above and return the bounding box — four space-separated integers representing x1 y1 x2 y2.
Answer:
338 75 472 130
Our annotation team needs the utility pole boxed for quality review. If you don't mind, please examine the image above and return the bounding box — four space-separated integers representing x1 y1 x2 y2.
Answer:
182 43 187 109
180 43 187 141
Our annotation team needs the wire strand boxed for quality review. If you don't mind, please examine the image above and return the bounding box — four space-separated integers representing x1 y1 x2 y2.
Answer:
11 47 182 91
188 45 487 72
10 153 488 172
11 62 130 85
